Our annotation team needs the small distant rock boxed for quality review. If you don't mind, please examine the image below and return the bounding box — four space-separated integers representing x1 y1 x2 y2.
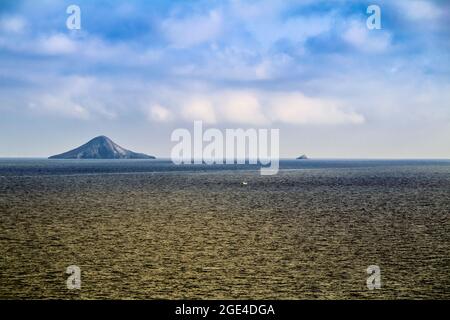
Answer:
296 155 308 160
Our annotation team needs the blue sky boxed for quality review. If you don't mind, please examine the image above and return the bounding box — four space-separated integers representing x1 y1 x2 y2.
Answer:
0 0 449 158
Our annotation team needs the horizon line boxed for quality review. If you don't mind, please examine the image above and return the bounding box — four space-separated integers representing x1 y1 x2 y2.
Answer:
0 157 449 161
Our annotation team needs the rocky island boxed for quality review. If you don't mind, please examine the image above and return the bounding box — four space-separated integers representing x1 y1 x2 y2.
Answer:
49 136 155 159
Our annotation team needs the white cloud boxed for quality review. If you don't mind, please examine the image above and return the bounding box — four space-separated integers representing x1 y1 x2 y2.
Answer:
162 10 223 48
0 31 79 56
0 16 27 33
26 76 119 120
216 91 269 125
395 0 442 21
182 97 217 123
152 87 364 126
28 95 90 120
37 34 77 55
147 104 172 122
343 20 391 53
231 6 333 51
268 92 365 125
0 29 162 66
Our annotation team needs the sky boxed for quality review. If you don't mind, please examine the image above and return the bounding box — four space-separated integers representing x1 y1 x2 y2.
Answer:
0 0 449 158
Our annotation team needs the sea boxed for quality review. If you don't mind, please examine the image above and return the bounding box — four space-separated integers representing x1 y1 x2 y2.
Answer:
0 159 449 299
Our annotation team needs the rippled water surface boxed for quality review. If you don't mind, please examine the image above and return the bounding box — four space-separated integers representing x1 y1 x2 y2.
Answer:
0 159 449 299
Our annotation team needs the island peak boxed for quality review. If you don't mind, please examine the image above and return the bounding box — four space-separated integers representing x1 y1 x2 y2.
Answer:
49 136 155 159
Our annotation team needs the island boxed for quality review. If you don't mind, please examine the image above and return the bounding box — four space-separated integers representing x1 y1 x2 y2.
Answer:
49 135 155 159
296 155 308 160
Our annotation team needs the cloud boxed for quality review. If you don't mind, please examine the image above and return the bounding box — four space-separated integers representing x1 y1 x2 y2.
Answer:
229 0 334 51
26 76 118 120
146 104 172 122
162 10 223 48
0 32 78 55
0 16 26 33
149 87 364 126
251 14 334 50
343 20 391 53
37 33 78 55
395 0 443 21
217 91 269 125
268 92 365 125
28 95 90 120
181 96 217 123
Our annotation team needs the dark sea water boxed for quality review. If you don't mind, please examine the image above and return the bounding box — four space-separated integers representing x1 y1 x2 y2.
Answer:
0 159 449 299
